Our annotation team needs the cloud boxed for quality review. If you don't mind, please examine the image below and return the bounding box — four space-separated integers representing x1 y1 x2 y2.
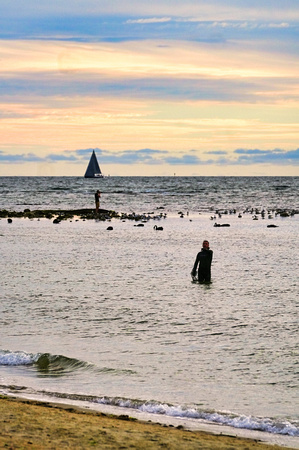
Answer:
206 150 228 155
234 148 299 164
1 148 298 166
47 154 77 161
164 154 201 165
235 148 281 154
126 18 172 24
266 22 290 29
209 21 290 30
0 151 43 162
93 148 169 165
75 148 103 158
1 37 298 107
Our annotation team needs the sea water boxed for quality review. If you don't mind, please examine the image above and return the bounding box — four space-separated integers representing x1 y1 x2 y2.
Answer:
0 176 298 447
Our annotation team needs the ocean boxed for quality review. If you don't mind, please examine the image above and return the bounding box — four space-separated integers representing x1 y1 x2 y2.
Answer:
0 176 298 448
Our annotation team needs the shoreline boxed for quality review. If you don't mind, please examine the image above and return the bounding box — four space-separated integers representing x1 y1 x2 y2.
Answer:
0 395 296 449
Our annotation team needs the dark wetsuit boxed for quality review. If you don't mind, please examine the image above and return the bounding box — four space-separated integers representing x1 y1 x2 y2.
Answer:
191 248 213 282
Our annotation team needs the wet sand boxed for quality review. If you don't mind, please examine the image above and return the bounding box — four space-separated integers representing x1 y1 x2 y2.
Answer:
0 396 294 449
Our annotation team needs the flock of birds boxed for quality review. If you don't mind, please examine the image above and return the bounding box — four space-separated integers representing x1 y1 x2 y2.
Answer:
6 206 296 231
105 207 294 231
208 207 297 228
106 212 167 231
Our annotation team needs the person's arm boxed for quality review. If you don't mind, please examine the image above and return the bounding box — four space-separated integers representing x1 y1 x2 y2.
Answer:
191 254 199 277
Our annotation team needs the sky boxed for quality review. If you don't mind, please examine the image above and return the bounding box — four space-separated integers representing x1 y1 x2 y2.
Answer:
0 0 298 176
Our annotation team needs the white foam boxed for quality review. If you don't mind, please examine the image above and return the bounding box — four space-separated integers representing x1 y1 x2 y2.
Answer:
97 397 299 437
0 350 39 366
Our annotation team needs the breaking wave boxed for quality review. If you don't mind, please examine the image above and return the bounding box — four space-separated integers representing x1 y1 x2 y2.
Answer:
0 350 92 375
96 397 299 437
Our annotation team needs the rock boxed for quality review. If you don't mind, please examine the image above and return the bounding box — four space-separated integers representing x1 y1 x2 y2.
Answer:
214 223 230 227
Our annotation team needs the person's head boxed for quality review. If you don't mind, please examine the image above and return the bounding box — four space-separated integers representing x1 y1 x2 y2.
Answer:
202 240 209 249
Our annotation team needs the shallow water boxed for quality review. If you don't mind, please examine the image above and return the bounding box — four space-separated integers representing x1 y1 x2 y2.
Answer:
0 176 298 445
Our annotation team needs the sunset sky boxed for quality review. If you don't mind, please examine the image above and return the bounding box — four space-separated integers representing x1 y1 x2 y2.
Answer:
0 0 298 176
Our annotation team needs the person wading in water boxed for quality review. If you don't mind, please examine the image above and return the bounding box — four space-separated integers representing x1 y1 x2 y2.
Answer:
191 240 213 283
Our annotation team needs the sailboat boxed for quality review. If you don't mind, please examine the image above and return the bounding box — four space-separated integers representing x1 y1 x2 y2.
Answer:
84 150 103 178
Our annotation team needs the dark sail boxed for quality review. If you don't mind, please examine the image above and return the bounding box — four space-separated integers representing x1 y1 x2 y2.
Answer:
84 150 103 178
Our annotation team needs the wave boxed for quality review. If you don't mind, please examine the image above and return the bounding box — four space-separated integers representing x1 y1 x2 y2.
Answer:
95 397 299 437
0 350 135 377
0 350 92 376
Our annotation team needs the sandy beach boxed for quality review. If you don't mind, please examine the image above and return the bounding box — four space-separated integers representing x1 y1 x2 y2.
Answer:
0 395 295 449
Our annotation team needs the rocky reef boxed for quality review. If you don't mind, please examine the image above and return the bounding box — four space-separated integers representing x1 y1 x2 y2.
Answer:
0 208 168 223
0 208 118 221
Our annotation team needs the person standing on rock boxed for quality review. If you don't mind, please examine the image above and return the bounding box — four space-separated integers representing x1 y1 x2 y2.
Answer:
95 190 101 213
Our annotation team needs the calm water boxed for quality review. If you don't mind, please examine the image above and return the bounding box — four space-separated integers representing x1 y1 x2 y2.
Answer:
0 177 298 446
1 175 298 214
